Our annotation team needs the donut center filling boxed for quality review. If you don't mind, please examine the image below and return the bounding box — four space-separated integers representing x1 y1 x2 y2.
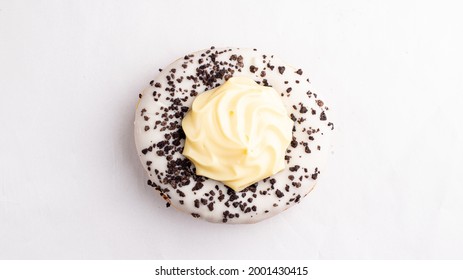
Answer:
182 77 293 191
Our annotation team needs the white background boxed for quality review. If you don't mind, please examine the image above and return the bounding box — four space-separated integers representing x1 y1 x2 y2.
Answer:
1 0 462 259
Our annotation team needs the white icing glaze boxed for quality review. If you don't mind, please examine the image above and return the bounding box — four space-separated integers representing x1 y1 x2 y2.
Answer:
134 47 334 224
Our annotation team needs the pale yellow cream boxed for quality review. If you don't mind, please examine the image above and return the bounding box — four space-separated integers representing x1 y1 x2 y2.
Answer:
182 77 293 191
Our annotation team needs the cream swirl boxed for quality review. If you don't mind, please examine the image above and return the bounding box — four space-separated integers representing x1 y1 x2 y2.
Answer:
182 77 293 191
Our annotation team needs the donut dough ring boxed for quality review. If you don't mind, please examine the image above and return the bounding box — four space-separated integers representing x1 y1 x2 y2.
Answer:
134 47 334 224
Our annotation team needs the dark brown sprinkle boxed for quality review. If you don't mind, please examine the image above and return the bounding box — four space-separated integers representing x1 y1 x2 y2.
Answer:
290 139 298 148
269 178 276 184
316 100 324 107
275 189 284 198
144 126 149 131
311 109 316 115
328 122 334 130
247 198 253 203
144 116 150 121
176 190 185 197
191 213 200 218
249 65 258 73
289 165 300 172
296 69 303 75
317 145 321 150
179 200 184 205
237 55 244 66
305 146 311 153
146 161 152 166
194 199 200 208
300 105 308 114
278 66 285 74
138 93 142 98
286 87 292 93
320 111 327 121
311 168 320 180
285 185 290 192
260 71 266 77
288 175 294 180
208 203 214 211
251 206 257 211
273 203 278 207
218 194 225 202
166 202 170 208
192 182 203 191
201 198 208 205
154 82 161 88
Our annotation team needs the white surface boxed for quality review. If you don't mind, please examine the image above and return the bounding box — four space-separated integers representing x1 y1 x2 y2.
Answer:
0 0 462 259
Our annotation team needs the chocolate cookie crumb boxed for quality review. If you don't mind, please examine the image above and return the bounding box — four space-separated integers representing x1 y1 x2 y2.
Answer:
320 111 327 121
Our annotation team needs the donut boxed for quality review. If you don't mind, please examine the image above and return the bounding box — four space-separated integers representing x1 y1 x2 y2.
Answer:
134 47 334 224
